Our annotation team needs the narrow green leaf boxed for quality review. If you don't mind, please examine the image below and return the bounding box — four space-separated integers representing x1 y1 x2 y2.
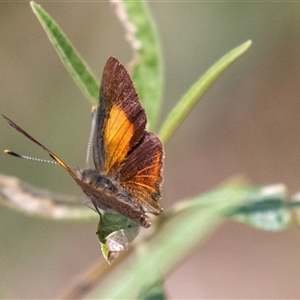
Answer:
92 186 246 299
159 40 252 144
233 184 292 230
30 1 99 105
112 0 163 130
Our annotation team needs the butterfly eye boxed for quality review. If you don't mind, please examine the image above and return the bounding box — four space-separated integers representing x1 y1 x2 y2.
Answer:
104 183 115 192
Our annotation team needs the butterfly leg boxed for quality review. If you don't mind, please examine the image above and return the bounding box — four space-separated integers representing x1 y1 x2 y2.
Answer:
92 201 103 227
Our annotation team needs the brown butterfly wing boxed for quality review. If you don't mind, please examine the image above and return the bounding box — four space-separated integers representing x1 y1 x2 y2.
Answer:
119 132 163 214
93 57 147 176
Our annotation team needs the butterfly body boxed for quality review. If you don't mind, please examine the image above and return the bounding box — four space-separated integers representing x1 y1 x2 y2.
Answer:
3 57 163 228
77 168 152 228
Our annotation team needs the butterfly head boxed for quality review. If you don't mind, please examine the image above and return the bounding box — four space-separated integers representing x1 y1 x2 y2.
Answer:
77 169 118 196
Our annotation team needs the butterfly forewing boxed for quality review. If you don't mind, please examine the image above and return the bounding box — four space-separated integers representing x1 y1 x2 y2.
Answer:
93 57 147 176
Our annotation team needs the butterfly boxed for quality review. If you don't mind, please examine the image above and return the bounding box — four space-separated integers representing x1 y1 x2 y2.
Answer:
3 57 163 228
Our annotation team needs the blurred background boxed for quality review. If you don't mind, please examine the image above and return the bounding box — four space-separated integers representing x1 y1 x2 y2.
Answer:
1 2 300 299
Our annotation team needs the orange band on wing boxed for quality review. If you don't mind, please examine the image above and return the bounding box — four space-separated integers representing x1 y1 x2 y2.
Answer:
104 104 134 173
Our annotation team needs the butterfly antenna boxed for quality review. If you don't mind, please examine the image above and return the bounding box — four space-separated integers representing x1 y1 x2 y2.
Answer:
86 106 97 168
4 149 59 165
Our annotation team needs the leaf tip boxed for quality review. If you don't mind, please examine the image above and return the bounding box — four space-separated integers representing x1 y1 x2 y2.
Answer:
241 40 252 52
30 1 40 14
30 1 37 9
245 39 252 47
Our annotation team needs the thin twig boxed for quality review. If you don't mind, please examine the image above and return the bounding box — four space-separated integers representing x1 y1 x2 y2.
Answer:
0 174 96 220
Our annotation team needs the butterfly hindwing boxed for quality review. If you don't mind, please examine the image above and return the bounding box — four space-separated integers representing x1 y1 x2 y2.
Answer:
93 57 146 176
119 132 163 214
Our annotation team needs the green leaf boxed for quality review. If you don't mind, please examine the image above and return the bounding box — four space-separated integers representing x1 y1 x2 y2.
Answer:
92 185 246 299
112 0 163 131
233 184 292 230
30 1 99 105
158 40 252 144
